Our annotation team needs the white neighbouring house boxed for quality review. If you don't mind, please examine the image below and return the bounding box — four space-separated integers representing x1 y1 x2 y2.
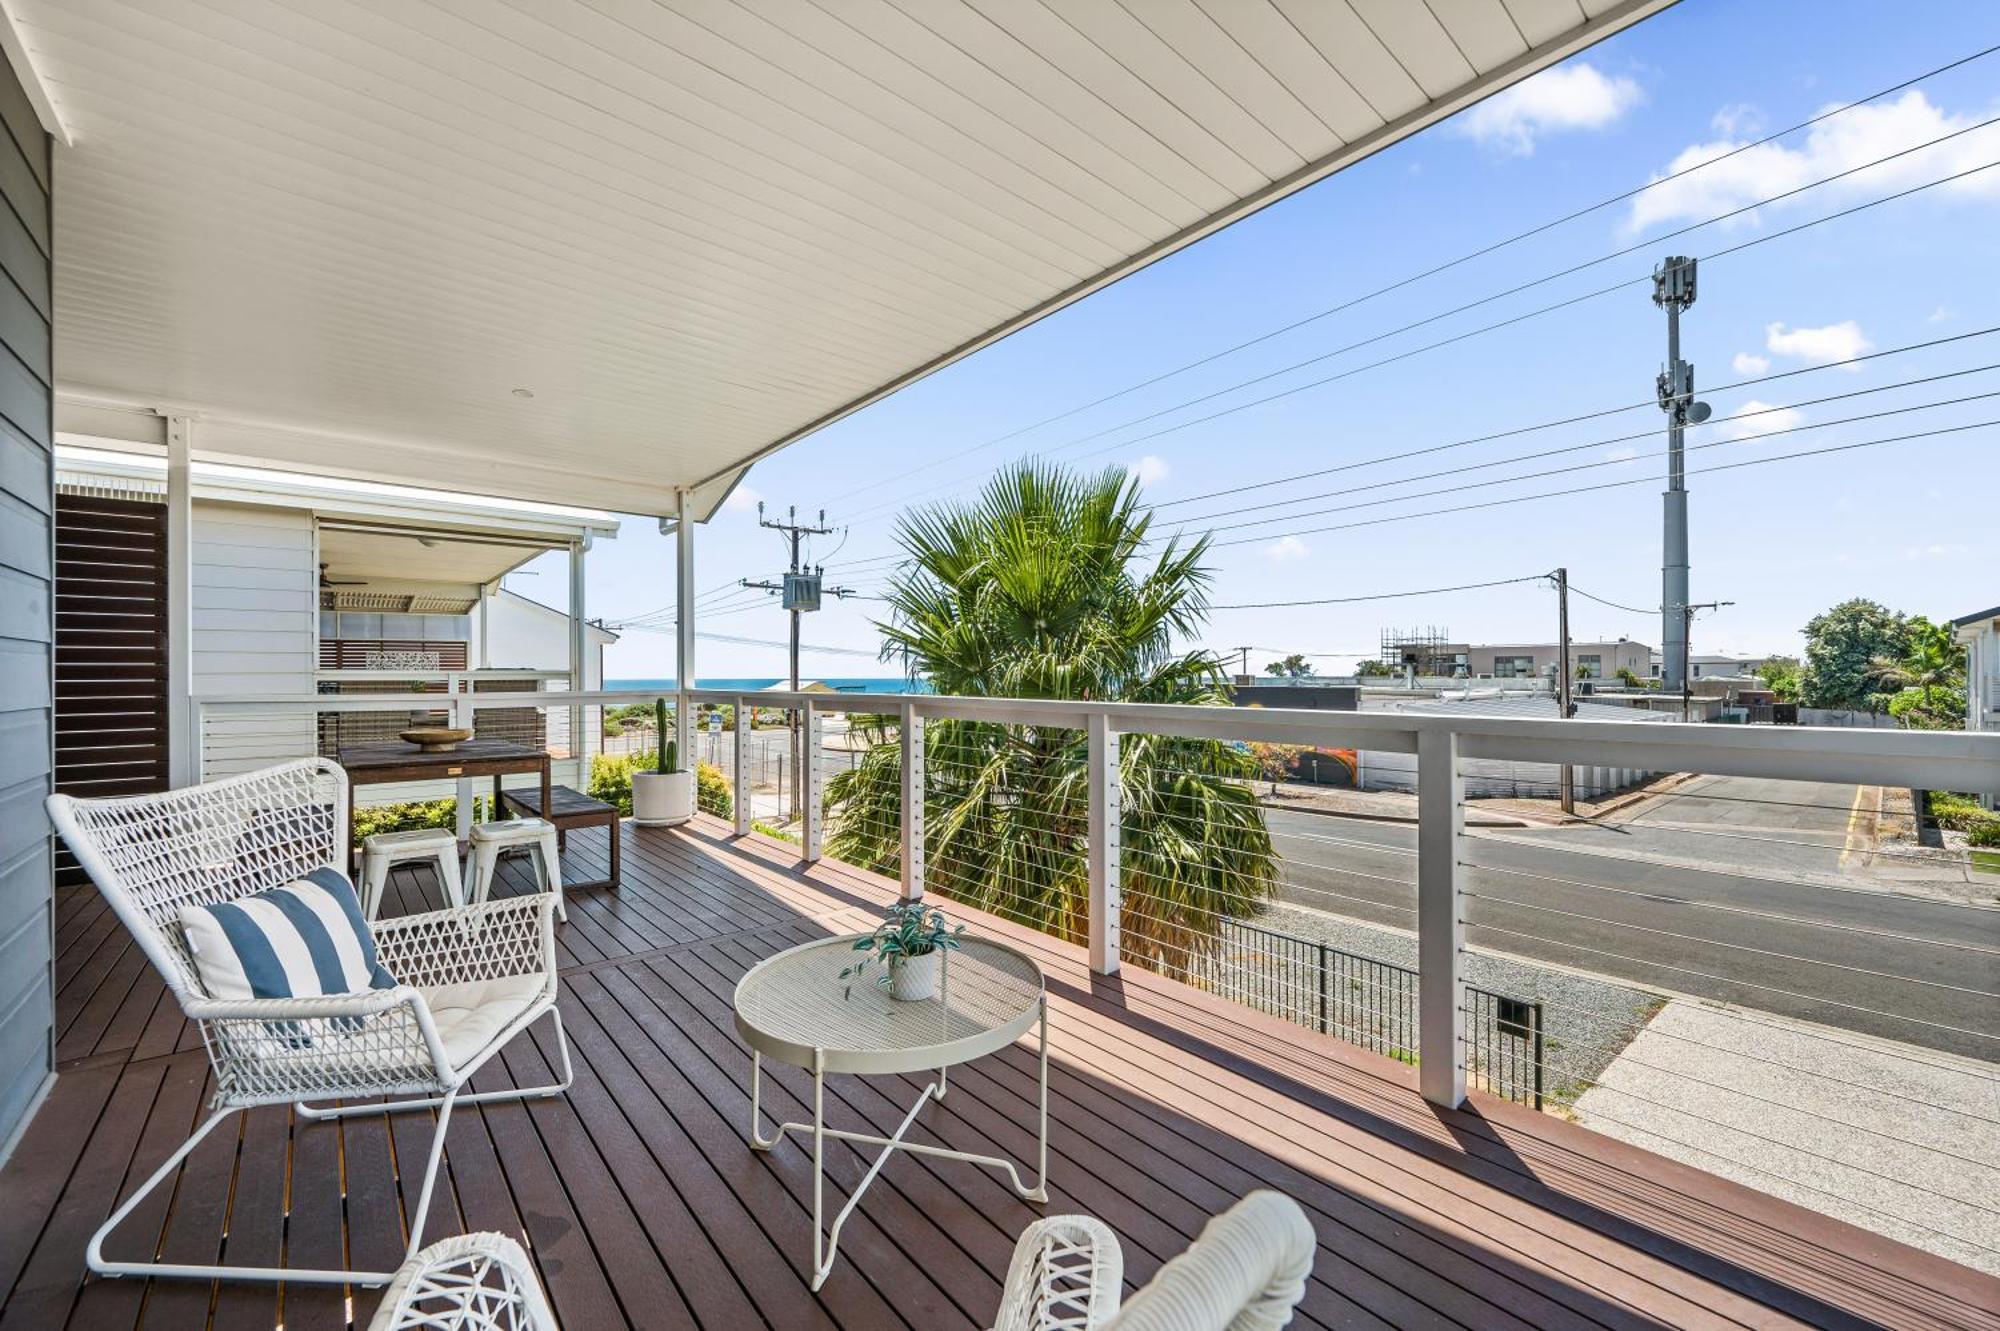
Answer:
52 444 619 803
1953 605 1999 808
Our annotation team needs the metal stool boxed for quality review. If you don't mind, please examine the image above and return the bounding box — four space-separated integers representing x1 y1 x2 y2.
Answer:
360 827 463 919
469 817 565 921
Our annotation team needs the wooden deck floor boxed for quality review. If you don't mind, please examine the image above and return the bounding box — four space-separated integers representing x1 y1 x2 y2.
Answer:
3 816 1995 1330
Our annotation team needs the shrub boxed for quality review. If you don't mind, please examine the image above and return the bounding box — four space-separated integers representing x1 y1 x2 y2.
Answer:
588 750 733 819
1969 820 2000 848
352 797 484 840
1927 791 1996 831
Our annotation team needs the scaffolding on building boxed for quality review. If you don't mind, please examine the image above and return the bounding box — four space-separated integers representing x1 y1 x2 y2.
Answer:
1380 626 1459 677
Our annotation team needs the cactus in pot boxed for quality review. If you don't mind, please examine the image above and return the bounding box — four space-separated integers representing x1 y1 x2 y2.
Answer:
632 699 695 825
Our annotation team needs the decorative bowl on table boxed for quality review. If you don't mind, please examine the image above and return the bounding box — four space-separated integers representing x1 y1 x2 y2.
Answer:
399 727 472 752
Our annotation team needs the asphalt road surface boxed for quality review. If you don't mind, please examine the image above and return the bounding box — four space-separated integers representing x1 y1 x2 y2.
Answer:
1266 775 2000 1061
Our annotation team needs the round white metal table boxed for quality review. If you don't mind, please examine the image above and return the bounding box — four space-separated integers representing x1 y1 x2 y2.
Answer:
733 933 1049 1289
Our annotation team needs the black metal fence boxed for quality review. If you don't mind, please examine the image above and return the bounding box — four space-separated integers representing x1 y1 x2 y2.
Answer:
1201 918 1544 1109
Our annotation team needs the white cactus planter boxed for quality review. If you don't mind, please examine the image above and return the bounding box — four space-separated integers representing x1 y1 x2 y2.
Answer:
631 770 694 826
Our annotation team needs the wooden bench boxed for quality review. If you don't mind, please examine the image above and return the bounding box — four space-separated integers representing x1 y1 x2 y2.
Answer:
498 784 620 890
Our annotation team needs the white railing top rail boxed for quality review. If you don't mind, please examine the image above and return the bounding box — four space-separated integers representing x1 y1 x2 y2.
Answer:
191 687 2000 794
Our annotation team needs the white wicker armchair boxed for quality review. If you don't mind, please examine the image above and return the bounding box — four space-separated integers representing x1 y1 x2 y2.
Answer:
368 1232 557 1331
993 1191 1314 1331
46 758 573 1289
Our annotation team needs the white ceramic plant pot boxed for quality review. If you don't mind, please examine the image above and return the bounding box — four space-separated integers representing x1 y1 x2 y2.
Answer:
887 949 940 1002
631 770 694 826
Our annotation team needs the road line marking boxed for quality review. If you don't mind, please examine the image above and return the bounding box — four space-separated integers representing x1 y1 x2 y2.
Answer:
1838 785 1875 869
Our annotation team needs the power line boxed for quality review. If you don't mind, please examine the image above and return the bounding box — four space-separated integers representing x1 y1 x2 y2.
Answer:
1174 385 2000 541
1148 324 2000 512
1161 365 2000 533
820 44 2000 510
1210 574 1551 611
1566 584 1660 616
813 327 2000 580
1208 416 1998 548
844 139 2000 525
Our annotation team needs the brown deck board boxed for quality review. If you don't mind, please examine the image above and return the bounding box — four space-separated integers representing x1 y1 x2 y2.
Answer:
4 814 1995 1331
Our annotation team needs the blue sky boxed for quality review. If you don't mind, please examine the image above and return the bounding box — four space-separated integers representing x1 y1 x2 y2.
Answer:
526 0 1999 682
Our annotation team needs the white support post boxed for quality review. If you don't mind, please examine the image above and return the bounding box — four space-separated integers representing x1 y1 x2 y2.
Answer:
164 415 193 788
673 493 695 765
1087 712 1121 975
733 694 752 836
568 537 587 775
1417 726 1466 1108
803 700 824 862
452 679 475 840
899 702 924 902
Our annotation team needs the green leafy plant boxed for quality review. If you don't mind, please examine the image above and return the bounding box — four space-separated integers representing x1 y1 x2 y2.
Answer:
838 901 964 995
352 797 476 840
1927 791 1998 833
589 751 731 818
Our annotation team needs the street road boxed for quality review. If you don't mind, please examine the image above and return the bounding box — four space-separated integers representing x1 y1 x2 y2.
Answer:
1266 775 2000 1060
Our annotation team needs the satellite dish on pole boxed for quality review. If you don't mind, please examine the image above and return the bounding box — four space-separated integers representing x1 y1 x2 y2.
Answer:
1687 400 1712 424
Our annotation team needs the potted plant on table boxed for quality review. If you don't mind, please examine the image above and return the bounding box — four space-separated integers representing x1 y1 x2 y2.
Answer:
841 901 964 1001
631 699 695 826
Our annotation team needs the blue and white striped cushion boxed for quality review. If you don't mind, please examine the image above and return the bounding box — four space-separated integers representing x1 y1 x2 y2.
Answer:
181 867 398 1007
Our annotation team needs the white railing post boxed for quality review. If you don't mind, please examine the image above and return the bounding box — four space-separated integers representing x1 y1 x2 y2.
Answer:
452 680 475 838
900 702 924 902
1087 711 1121 975
803 699 824 862
1417 726 1466 1108
733 694 753 836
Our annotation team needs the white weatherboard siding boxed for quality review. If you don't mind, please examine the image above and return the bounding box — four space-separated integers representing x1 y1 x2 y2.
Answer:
192 501 316 778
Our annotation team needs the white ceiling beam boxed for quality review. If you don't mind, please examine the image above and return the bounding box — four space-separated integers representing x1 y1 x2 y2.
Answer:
0 0 67 144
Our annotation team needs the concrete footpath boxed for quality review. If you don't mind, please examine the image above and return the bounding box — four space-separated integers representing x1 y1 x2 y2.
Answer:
1574 1000 2000 1275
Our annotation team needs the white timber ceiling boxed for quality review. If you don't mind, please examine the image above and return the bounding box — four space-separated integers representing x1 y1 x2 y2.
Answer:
14 0 1673 519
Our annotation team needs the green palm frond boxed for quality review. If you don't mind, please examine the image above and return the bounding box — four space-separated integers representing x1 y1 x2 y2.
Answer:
825 462 1277 976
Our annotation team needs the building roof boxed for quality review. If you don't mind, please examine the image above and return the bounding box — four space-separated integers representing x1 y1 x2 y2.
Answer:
1378 694 1670 723
1952 606 2000 628
21 0 1674 517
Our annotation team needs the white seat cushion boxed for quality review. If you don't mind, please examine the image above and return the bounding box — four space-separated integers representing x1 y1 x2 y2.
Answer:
418 974 548 1070
470 818 554 845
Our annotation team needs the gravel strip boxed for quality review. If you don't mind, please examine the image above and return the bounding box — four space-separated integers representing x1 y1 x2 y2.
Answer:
1217 902 1668 1108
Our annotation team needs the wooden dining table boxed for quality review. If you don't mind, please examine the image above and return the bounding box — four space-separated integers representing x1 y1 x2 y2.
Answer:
335 737 553 854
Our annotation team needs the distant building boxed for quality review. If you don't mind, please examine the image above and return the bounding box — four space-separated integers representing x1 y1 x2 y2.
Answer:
1466 639 1653 681
1354 694 1667 799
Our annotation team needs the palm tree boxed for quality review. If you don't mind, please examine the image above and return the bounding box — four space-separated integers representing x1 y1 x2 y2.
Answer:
1869 616 1967 730
824 463 1278 977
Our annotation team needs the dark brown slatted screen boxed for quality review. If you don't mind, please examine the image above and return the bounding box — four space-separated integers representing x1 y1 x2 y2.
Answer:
54 494 170 884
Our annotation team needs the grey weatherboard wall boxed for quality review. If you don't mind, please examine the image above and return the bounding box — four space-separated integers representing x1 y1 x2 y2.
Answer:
0 51 52 1155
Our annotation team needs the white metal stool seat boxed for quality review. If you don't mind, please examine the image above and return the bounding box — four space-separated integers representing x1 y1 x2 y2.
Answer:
369 1232 556 1331
362 826 464 919
469 817 565 921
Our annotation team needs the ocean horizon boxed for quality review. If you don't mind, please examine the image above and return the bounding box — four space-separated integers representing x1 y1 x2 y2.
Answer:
608 677 927 695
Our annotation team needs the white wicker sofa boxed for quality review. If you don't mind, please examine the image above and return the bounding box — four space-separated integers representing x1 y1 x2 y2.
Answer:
46 757 572 1288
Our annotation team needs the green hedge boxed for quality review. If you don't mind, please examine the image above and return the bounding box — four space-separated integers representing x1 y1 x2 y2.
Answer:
353 797 488 840
588 751 733 819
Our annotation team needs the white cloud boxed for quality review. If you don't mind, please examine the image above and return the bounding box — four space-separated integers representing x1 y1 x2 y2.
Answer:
1731 351 1770 375
1603 445 1641 466
1929 305 1954 323
1716 400 1805 442
1900 542 1969 561
1455 63 1642 155
1626 90 2000 232
723 483 762 513
1765 319 1872 368
1262 535 1309 564
1127 454 1169 487
1710 104 1764 138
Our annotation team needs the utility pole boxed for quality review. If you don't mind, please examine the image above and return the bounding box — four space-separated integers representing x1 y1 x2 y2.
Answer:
1674 599 1734 722
1232 646 1252 680
742 504 855 821
1553 567 1575 815
1653 256 1709 693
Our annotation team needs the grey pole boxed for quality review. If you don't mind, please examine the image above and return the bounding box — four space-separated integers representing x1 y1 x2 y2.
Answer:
1554 567 1574 814
1654 256 1698 692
